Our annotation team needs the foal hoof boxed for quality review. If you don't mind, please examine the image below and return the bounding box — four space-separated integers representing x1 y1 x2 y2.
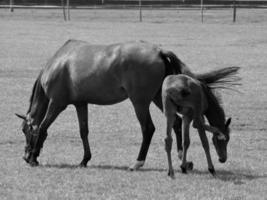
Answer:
208 168 216 176
186 161 194 171
79 162 88 168
129 160 145 171
180 165 187 174
178 150 183 160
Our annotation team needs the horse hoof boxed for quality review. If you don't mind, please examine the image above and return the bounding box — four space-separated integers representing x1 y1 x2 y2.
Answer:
178 150 183 160
79 162 87 168
23 156 29 163
208 168 216 176
29 159 39 167
168 170 175 179
186 162 194 171
129 160 145 171
180 165 187 174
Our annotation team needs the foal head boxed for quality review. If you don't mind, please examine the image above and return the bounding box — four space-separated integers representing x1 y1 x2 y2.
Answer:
15 113 39 162
211 118 231 163
203 85 232 163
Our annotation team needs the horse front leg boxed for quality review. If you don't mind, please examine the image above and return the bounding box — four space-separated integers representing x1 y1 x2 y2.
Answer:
75 103 91 167
30 101 65 166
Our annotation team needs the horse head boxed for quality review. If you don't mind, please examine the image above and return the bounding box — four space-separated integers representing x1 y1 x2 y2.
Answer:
15 113 39 163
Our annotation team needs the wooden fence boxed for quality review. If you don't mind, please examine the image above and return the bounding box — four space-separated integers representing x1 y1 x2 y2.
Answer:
1 0 267 22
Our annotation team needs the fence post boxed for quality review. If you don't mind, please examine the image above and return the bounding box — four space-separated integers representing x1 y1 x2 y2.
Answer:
10 0 14 12
67 0 70 21
139 0 142 22
233 0 237 22
61 0 67 21
201 0 204 23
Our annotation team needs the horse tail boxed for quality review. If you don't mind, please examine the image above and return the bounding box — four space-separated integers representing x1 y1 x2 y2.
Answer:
160 50 241 89
159 50 195 77
27 71 49 120
195 66 241 90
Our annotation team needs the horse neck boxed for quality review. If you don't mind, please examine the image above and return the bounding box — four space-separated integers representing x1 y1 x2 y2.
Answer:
204 88 226 132
27 75 48 126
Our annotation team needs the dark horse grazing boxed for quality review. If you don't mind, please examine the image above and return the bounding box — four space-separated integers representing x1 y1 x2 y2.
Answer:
16 40 239 169
162 73 240 178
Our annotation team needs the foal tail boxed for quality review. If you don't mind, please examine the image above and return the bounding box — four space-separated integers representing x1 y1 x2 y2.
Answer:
195 66 241 91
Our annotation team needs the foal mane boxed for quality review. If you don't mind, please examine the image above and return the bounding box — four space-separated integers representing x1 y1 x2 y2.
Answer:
200 66 241 129
202 83 225 118
201 66 241 109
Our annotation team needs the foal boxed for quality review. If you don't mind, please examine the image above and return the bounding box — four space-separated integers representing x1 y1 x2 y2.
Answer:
162 74 231 178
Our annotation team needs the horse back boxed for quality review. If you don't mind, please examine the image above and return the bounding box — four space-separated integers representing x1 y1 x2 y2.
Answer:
40 40 166 105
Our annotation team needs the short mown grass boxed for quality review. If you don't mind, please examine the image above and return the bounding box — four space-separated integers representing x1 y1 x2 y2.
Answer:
0 8 266 200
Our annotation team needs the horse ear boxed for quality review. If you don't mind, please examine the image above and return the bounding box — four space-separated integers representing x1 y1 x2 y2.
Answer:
15 113 27 121
225 118 232 128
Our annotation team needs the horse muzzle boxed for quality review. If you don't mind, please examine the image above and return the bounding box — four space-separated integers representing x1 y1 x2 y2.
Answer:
219 157 227 163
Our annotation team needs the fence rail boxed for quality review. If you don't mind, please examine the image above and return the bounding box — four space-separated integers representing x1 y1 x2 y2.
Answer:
1 0 267 22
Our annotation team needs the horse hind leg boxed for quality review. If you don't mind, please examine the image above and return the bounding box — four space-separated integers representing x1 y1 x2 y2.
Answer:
75 103 91 167
129 102 155 171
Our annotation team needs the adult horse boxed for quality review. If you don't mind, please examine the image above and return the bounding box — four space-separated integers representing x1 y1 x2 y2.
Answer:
16 40 239 168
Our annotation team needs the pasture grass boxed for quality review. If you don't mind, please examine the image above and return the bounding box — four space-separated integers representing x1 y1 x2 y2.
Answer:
0 8 266 200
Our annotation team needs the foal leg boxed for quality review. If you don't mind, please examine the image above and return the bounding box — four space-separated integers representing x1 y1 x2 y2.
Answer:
164 114 175 178
75 103 91 167
197 126 216 176
180 116 192 174
173 115 183 160
29 100 66 166
130 102 155 170
152 92 183 161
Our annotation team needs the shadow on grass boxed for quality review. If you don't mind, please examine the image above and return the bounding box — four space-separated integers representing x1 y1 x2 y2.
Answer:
40 163 167 172
90 164 167 172
39 163 267 185
191 169 267 185
40 163 79 169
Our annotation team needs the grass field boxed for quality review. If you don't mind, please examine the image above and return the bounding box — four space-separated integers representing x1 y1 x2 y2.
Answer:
0 8 266 200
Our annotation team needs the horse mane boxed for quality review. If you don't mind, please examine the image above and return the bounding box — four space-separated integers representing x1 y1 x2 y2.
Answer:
27 77 39 114
26 70 48 117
